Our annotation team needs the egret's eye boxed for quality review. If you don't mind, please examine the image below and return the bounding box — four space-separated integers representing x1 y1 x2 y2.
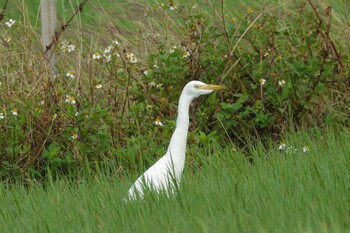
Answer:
194 84 200 89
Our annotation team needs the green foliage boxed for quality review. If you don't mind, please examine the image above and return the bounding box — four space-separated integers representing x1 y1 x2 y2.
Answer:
0 0 349 181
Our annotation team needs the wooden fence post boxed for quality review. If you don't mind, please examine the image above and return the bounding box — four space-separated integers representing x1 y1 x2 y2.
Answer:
40 0 57 81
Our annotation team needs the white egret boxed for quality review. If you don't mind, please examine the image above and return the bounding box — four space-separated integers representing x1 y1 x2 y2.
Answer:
128 80 225 199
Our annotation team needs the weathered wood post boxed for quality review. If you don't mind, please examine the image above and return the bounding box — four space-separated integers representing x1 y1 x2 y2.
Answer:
41 0 57 81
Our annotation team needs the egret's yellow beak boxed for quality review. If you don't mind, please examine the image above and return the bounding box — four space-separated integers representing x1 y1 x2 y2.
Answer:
198 84 226 91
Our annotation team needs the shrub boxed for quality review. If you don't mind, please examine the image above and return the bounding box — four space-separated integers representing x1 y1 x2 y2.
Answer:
0 0 349 181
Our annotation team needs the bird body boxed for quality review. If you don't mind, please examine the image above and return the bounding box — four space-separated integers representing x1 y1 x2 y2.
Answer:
128 81 225 199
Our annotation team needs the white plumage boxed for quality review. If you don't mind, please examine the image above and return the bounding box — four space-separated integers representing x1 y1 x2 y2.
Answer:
127 80 225 199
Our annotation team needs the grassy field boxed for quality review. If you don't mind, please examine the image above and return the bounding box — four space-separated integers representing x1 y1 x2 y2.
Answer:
0 128 349 232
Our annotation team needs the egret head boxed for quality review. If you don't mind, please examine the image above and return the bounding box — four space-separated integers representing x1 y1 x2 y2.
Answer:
183 80 225 99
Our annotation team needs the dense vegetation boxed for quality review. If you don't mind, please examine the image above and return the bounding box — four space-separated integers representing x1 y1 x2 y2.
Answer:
0 0 349 181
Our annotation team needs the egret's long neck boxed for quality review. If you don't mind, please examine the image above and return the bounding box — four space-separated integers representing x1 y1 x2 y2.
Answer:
175 93 192 129
167 92 193 175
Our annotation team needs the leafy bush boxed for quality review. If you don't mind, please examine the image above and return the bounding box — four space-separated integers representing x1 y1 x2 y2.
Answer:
0 0 349 181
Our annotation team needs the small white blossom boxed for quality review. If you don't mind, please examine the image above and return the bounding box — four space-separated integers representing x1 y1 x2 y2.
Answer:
126 52 134 59
169 6 175 11
113 52 120 57
104 54 112 63
65 95 76 105
112 40 120 46
278 143 286 150
104 46 113 54
169 46 177 53
75 112 79 117
153 64 159 69
182 50 190 58
259 79 266 86
153 117 163 126
5 19 16 28
71 133 78 140
66 71 75 79
60 40 69 52
67 44 75 52
302 146 310 153
95 84 102 89
143 70 149 76
263 52 269 57
12 108 18 116
278 80 286 86
286 146 297 154
130 56 138 63
92 52 102 60
0 112 4 120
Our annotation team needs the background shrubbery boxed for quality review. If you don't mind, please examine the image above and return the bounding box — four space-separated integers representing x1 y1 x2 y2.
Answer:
0 0 349 182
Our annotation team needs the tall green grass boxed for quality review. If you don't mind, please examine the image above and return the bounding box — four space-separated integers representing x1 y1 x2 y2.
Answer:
0 128 349 232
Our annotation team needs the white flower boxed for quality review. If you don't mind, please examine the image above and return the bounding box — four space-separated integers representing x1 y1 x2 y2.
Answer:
259 79 266 86
67 44 75 52
126 52 134 59
66 71 75 79
65 95 76 105
278 80 286 86
153 117 163 126
182 50 190 58
92 52 102 60
286 146 297 154
153 64 159 69
302 146 310 153
169 46 177 53
12 108 18 116
263 52 269 57
149 82 156 87
113 52 120 57
39 100 45 105
75 112 79 117
60 40 69 52
112 40 120 46
71 133 78 140
130 56 138 63
104 46 113 54
95 84 102 89
143 70 149 76
104 54 112 63
278 143 286 150
169 6 175 11
0 113 4 120
5 19 16 28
